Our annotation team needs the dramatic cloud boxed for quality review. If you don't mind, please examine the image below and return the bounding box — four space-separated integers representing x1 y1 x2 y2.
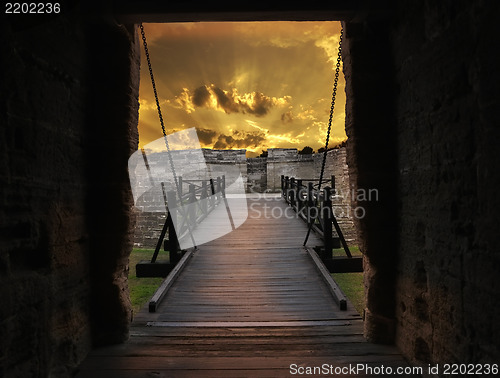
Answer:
192 86 212 107
137 21 347 156
174 84 290 117
213 130 267 149
281 111 294 124
196 128 218 145
174 89 196 114
315 34 343 70
267 132 305 146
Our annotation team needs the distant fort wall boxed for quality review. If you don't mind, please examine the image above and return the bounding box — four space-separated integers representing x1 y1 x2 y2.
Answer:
133 147 358 248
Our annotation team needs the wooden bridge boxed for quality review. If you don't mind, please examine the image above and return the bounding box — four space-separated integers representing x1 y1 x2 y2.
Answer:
77 181 410 377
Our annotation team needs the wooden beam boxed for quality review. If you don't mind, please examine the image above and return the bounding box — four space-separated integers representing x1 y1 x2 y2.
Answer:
324 256 363 273
305 246 348 311
146 320 352 327
148 249 194 313
136 260 173 278
112 0 391 23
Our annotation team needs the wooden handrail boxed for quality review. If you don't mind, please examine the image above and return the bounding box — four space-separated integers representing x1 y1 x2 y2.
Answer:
281 175 351 259
151 175 226 264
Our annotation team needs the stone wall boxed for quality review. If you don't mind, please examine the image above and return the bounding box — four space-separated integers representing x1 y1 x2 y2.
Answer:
84 19 139 349
343 0 500 367
132 211 167 249
391 1 500 366
0 9 139 377
204 149 248 193
0 10 92 377
266 148 315 190
246 157 268 193
342 18 399 346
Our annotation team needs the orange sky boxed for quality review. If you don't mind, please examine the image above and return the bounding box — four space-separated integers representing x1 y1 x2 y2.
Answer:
138 21 346 157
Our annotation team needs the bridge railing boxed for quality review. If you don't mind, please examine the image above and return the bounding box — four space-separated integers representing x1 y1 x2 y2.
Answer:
281 175 352 261
137 175 225 277
166 175 225 246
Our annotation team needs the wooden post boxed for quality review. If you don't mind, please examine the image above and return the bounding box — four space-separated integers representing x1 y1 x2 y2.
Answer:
151 213 169 263
284 176 289 203
209 178 215 208
332 215 352 258
166 190 180 264
220 174 235 231
281 175 285 197
307 182 314 225
216 176 222 202
322 186 333 260
297 179 303 213
289 177 296 208
188 184 196 227
178 176 183 197
160 182 168 212
201 180 208 215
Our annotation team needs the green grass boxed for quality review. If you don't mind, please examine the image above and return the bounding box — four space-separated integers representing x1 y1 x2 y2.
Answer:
128 248 166 313
330 245 365 315
331 245 362 257
332 272 365 315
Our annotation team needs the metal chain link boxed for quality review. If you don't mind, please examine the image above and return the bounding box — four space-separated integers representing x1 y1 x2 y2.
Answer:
138 23 180 194
304 27 343 246
139 23 197 248
319 27 343 192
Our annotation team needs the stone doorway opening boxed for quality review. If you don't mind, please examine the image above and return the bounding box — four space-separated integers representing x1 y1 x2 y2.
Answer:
126 14 395 342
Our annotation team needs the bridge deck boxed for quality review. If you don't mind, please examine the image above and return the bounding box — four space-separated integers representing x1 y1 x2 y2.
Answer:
77 195 410 377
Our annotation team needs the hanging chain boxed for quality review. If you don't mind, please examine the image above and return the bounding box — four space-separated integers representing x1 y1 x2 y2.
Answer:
139 23 197 248
138 23 180 194
320 27 343 190
304 27 343 246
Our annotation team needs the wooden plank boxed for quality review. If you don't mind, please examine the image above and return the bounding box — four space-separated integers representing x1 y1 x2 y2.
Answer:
85 342 404 359
148 248 194 312
146 320 352 327
122 336 371 347
76 197 411 377
77 355 410 373
126 336 380 346
305 246 349 311
129 321 366 337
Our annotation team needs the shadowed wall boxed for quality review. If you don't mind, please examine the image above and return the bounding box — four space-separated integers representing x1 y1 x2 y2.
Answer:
1 1 499 376
0 7 140 376
343 0 500 365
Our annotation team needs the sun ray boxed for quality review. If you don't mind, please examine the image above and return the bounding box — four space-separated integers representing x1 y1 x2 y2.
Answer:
138 21 346 155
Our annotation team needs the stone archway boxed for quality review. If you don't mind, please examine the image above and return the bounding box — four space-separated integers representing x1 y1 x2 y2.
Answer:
4 2 500 375
113 9 399 345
